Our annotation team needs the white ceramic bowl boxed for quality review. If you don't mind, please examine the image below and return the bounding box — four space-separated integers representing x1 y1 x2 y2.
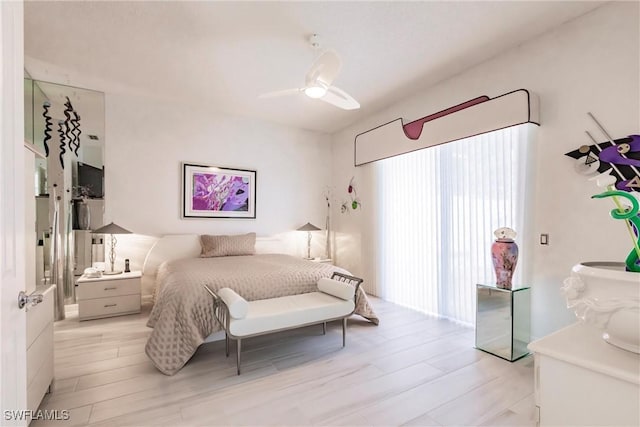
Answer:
562 262 640 354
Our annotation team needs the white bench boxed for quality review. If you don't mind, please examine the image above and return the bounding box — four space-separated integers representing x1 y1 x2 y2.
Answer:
203 272 363 374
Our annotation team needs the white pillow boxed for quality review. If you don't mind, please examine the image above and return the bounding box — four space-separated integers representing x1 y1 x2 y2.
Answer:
317 277 356 301
217 288 249 319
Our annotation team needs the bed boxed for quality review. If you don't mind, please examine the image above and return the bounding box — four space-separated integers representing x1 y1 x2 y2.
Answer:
143 234 379 375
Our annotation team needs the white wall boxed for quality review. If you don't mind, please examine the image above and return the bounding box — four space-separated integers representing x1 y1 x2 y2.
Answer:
105 92 332 286
106 93 330 236
24 58 333 296
330 2 640 339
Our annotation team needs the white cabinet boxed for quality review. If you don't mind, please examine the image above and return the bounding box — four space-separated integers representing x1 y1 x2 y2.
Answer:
528 322 639 426
26 284 56 417
76 271 141 321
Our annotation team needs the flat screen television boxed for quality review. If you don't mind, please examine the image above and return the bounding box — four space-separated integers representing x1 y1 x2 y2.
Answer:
77 162 104 198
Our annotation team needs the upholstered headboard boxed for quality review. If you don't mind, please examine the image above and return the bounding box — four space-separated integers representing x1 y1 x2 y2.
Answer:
141 234 289 294
142 235 200 278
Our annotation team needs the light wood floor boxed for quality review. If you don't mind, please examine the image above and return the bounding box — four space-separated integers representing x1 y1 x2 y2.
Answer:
33 297 535 427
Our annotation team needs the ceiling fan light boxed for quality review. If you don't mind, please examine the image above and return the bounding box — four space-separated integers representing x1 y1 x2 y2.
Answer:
304 84 327 99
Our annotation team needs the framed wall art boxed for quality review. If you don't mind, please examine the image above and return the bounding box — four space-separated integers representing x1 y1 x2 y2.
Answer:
182 162 256 219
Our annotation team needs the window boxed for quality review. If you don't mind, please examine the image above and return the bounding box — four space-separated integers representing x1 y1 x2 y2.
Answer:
373 124 534 325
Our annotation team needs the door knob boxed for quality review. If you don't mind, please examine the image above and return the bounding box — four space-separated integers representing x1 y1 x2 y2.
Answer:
18 291 43 309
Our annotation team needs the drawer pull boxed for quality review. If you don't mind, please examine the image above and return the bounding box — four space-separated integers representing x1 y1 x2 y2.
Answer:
104 304 117 308
104 287 117 290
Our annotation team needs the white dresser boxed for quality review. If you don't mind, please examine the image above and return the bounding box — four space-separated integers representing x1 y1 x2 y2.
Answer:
76 271 141 321
528 322 640 426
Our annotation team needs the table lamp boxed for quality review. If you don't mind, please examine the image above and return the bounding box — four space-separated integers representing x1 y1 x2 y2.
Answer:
92 222 132 275
297 222 320 259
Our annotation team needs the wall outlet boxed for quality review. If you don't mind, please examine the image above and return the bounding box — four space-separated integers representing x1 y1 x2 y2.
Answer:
540 234 549 245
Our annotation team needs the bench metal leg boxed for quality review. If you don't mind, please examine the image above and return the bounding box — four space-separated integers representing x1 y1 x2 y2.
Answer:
236 339 242 375
342 318 347 347
322 322 326 335
225 333 229 357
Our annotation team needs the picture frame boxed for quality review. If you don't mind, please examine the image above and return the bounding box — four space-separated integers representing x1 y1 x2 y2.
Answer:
182 162 256 219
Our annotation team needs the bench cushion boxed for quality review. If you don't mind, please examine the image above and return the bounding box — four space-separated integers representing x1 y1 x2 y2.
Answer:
217 288 249 319
317 277 356 300
228 292 354 337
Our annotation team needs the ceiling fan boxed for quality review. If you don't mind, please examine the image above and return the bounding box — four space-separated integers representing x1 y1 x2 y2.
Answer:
259 34 360 110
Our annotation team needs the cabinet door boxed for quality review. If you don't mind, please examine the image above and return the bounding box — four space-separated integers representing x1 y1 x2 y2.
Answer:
538 355 640 426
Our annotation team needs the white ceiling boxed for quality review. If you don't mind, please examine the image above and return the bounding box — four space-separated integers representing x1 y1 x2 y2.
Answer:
24 1 605 134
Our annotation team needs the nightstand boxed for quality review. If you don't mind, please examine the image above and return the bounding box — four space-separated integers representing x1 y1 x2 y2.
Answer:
76 271 141 321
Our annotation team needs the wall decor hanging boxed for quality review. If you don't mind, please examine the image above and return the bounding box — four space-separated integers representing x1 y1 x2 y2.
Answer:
565 114 640 193
182 162 256 219
323 187 332 259
564 112 640 272
42 100 52 157
57 119 67 169
341 176 361 213
63 96 81 156
45 95 83 170
571 113 640 271
354 89 539 166
561 113 639 353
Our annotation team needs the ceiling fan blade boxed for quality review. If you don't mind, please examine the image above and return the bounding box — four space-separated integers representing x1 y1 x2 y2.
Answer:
258 88 302 99
320 86 360 110
305 49 341 87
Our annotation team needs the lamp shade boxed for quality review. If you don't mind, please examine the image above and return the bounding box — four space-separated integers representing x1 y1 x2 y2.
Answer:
297 222 321 231
92 222 132 234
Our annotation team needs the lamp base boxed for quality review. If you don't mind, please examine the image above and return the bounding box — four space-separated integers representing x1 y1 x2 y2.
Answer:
103 270 123 275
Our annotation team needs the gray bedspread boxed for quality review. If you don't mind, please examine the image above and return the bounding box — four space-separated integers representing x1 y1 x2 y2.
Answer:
145 254 379 375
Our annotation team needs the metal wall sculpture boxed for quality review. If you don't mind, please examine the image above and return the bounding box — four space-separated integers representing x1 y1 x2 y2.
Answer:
44 95 83 169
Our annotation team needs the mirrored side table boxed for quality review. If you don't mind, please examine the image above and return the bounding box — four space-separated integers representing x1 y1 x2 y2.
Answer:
475 284 531 361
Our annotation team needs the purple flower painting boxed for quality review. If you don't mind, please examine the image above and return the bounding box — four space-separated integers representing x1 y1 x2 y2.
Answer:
182 163 256 218
192 173 249 212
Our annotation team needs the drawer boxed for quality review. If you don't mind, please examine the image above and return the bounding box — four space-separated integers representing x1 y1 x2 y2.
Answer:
79 295 141 321
76 278 140 300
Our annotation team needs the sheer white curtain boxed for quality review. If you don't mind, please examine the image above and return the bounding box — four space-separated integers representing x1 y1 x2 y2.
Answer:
374 124 534 325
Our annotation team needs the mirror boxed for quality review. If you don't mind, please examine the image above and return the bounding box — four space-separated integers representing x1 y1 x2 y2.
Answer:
24 77 105 317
